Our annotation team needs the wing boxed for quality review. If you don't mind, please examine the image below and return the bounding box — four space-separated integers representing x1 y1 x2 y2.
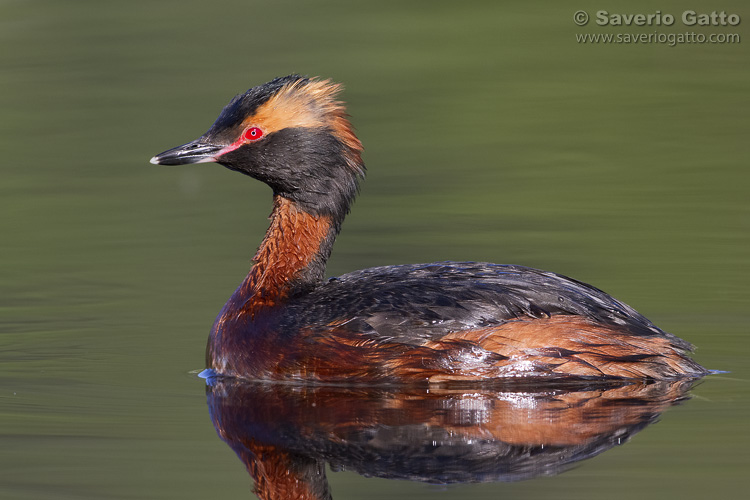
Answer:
281 262 691 350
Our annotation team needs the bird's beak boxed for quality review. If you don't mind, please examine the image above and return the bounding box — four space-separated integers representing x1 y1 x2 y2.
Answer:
150 139 225 165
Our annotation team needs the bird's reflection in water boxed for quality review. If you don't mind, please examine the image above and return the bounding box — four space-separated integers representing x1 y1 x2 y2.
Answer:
206 378 697 499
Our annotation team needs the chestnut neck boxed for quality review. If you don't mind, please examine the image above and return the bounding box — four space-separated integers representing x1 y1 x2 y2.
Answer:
238 195 337 317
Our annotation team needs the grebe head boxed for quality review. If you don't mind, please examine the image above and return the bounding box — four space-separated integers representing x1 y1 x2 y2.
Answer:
150 75 365 219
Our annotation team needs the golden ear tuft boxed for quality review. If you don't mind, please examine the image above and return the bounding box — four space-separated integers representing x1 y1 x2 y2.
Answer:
303 78 364 177
251 77 364 177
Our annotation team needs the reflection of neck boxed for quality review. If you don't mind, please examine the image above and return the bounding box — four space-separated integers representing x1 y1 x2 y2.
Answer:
235 442 331 500
240 195 335 317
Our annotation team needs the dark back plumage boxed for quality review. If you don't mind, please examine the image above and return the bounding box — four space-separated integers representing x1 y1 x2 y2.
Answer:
282 262 686 347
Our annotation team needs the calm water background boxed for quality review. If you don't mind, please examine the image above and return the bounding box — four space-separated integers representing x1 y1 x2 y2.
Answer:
1 0 748 498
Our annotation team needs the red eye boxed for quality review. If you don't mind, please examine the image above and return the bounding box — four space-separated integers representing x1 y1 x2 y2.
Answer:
242 127 264 142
